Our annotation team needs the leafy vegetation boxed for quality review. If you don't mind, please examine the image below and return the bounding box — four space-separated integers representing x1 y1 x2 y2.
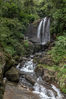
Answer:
0 0 66 95
48 36 66 64
38 63 66 93
0 0 39 59
36 0 66 35
36 35 66 93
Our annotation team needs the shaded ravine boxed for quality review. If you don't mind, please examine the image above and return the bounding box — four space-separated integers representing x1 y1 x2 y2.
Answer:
17 55 64 99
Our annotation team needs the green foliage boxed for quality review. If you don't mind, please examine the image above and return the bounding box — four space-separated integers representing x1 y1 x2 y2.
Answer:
61 88 66 94
48 36 66 64
0 0 39 57
0 0 39 27
37 0 66 35
4 46 16 56
0 0 20 18
24 40 29 48
38 63 66 93
23 0 35 14
0 16 30 56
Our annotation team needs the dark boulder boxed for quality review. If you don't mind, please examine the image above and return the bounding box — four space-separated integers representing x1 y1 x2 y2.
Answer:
35 66 44 77
3 56 16 75
35 66 55 83
5 67 19 82
42 69 55 83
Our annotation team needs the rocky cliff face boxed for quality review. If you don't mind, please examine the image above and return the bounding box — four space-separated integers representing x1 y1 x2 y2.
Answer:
0 52 19 99
25 19 41 44
25 17 50 46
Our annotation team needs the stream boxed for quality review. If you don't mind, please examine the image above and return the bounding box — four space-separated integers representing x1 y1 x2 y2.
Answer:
17 54 64 99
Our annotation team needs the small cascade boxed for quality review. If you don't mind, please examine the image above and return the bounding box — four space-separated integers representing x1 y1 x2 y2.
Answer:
37 17 50 45
17 56 63 99
33 77 63 99
20 59 34 73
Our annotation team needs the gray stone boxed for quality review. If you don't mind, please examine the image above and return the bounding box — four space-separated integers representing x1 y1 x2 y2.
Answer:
5 67 19 82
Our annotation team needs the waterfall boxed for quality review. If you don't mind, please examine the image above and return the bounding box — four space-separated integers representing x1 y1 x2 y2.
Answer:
17 56 63 99
37 17 50 45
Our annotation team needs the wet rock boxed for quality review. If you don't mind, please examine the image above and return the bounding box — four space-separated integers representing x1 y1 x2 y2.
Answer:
19 57 27 62
25 74 36 85
25 19 40 43
39 54 55 66
5 67 19 82
3 82 40 99
33 44 41 53
34 52 55 66
35 66 44 77
19 57 27 68
3 57 16 75
63 94 66 99
23 40 34 56
35 66 55 83
19 77 33 89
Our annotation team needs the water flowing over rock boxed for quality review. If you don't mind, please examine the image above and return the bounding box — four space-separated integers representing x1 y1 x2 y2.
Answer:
37 17 50 45
25 17 50 45
17 56 63 99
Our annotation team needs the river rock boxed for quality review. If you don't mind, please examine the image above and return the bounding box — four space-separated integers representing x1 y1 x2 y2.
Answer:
39 54 55 66
35 66 44 77
3 82 40 99
35 66 55 83
3 56 16 75
25 74 36 85
42 69 55 83
5 67 19 82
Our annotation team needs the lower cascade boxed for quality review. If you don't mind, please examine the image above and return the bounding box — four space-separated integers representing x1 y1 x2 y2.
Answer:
17 55 63 99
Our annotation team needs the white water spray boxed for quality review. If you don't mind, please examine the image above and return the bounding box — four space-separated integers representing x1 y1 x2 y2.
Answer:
20 59 34 73
17 56 63 99
33 77 63 99
37 17 50 45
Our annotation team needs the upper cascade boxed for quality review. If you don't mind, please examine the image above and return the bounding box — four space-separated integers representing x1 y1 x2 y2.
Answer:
37 17 50 45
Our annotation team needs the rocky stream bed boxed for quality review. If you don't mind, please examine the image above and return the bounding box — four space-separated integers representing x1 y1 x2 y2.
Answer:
3 53 65 99
0 51 65 99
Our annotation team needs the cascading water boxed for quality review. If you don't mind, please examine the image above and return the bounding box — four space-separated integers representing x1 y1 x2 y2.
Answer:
16 17 63 99
20 59 34 73
37 17 50 45
17 56 63 99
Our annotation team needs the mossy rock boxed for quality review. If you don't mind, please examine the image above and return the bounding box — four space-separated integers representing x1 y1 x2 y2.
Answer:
13 55 20 62
35 66 44 77
5 67 19 82
3 58 16 74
